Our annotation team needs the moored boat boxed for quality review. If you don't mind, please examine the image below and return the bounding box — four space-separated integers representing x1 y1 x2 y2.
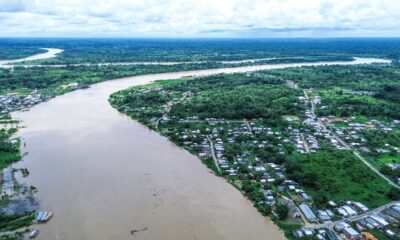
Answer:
29 229 39 239
44 212 53 222
36 212 44 221
40 212 48 221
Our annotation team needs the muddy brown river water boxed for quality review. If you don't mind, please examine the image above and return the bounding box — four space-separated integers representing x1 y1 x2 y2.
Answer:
10 57 389 240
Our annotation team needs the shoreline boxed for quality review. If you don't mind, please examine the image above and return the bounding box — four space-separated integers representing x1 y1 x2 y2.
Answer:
3 54 391 240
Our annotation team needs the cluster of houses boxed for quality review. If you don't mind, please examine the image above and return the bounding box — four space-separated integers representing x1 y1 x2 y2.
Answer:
299 95 350 151
0 92 48 114
285 125 320 153
166 116 398 240
293 227 338 240
132 86 400 240
333 118 400 155
333 207 398 240
293 200 400 240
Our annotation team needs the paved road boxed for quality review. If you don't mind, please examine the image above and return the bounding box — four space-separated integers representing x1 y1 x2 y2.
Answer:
243 119 253 133
300 133 310 153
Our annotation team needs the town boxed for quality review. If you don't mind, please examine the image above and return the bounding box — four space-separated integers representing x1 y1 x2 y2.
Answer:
110 72 400 240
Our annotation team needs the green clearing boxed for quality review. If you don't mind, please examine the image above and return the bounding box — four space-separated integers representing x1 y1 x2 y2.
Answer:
377 155 400 165
352 115 369 123
283 115 300 122
332 121 347 128
285 151 392 208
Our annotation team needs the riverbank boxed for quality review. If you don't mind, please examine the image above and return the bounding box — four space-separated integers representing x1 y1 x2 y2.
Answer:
7 55 390 240
0 116 37 240
108 63 399 239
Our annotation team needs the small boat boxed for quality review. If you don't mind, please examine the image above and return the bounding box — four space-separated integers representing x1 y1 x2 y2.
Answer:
36 212 44 221
44 212 53 222
29 229 39 239
40 212 48 222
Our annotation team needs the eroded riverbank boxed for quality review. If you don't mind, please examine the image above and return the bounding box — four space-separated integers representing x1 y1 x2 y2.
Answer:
9 57 390 240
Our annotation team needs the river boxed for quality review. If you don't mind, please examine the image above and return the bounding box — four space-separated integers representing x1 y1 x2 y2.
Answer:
8 55 389 240
0 48 63 68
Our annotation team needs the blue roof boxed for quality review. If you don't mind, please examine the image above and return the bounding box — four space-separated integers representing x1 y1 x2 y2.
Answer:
299 204 317 221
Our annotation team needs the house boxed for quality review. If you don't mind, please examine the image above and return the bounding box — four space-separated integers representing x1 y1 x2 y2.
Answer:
317 210 332 222
326 229 339 240
334 222 350 232
341 206 357 216
351 202 369 212
370 215 389 227
343 227 362 240
299 204 317 222
282 200 300 218
302 228 314 237
293 230 304 238
385 229 396 238
338 208 349 217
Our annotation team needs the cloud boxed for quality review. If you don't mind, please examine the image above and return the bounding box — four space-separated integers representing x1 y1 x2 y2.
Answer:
0 0 26 13
0 0 399 37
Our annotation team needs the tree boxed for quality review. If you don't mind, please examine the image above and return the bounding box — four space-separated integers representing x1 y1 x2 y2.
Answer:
387 187 400 200
276 204 289 220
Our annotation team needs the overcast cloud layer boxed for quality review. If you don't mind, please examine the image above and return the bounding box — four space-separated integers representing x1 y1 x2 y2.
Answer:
0 0 399 37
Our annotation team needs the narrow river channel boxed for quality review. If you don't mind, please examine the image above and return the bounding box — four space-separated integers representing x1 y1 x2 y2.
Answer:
10 56 389 240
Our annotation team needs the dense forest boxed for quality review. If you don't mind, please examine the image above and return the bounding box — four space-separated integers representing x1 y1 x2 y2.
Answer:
1 38 400 64
0 57 353 95
111 73 303 124
0 45 45 60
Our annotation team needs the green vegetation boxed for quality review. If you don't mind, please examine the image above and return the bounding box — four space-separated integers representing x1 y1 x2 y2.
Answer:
0 128 20 169
3 39 400 239
368 230 393 240
110 64 398 233
0 213 34 232
0 118 33 237
285 151 391 208
276 221 307 240
0 44 45 60
111 73 303 125
2 38 376 64
378 155 400 165
276 204 289 220
269 64 400 119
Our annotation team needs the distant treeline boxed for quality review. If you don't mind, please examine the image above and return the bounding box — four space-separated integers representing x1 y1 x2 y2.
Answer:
1 38 400 64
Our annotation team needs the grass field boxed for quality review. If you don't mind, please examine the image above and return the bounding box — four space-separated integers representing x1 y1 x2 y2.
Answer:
287 151 392 208
332 121 347 128
377 155 400 165
283 115 300 122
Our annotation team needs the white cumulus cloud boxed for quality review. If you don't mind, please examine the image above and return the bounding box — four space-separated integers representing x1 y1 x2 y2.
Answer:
0 0 399 37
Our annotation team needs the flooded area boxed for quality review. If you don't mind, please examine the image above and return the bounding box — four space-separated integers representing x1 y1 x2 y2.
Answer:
9 57 389 240
1 166 14 196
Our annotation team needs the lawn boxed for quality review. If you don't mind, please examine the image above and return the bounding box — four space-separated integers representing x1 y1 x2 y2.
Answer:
332 121 347 128
377 155 400 165
283 115 300 122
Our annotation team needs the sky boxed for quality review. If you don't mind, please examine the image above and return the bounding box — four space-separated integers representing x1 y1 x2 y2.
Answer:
0 0 399 38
